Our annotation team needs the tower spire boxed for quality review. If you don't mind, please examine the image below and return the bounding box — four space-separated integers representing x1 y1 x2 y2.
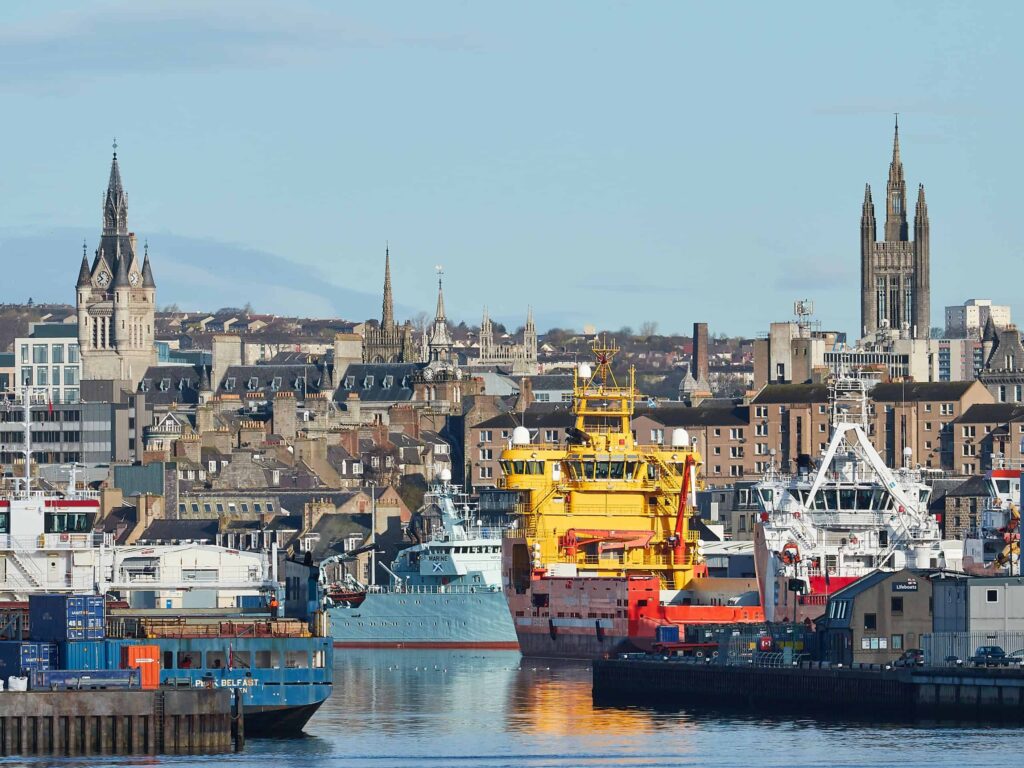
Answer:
382 243 395 330
434 265 446 322
77 241 91 288
884 115 908 242
103 141 128 236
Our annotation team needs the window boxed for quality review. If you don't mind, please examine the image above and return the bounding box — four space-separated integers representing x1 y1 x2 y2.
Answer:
962 444 976 456
247 377 259 391
271 376 282 391
729 465 742 477
987 589 999 603
68 344 79 363
225 377 236 391
52 345 64 364
36 367 48 386
352 462 362 475
940 403 954 416
864 613 877 631
755 423 768 436
892 634 903 650
561 392 572 402
363 376 374 389
924 404 931 413
480 430 492 443
713 465 721 474
32 345 48 364
818 405 827 414
479 466 493 479
382 375 394 388
729 428 743 440
962 426 975 438
651 429 664 444
754 406 768 418
755 443 768 455
818 423 826 433
713 446 721 455
891 597 903 614
713 428 721 437
500 430 510 439
729 446 743 458
544 429 558 442
479 448 493 461
534 393 550 402
19 345 28 365
344 375 355 388
924 422 931 431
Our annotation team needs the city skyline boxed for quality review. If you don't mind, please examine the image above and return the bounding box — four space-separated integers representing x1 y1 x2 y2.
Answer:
1 2 1022 335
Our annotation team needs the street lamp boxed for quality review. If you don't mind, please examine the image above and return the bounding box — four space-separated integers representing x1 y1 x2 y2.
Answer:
369 480 377 587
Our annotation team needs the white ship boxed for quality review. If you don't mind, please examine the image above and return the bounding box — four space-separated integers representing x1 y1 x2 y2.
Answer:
962 462 1021 573
323 471 518 648
0 395 280 607
752 376 962 623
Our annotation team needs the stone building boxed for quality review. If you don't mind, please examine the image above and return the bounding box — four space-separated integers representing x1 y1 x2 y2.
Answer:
76 148 157 386
473 307 538 375
860 119 930 339
362 248 416 363
978 318 1024 403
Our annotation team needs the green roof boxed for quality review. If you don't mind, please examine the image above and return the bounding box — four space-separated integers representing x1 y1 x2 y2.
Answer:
30 324 78 339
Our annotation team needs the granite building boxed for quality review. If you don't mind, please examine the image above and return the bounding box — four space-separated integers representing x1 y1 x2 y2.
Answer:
860 119 930 339
362 247 416 364
76 148 157 386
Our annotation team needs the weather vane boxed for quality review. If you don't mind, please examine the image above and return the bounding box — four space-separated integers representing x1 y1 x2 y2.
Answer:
113 137 118 153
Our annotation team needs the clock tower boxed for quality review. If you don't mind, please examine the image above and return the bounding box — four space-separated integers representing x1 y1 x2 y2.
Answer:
76 146 157 386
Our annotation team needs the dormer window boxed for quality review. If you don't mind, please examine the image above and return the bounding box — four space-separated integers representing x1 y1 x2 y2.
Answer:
177 379 186 391
401 376 410 388
225 377 236 391
382 375 394 388
363 376 374 389
247 377 259 391
160 378 171 392
271 376 282 391
140 379 151 392
345 375 355 389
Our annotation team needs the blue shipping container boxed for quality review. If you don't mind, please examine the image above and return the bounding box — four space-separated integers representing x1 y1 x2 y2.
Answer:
30 668 139 691
0 641 56 675
655 625 680 644
239 595 265 610
58 641 107 671
29 594 105 642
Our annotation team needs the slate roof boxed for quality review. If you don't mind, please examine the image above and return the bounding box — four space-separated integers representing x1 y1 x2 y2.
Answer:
474 409 575 430
870 381 976 402
529 375 575 391
752 384 830 404
334 363 422 403
954 403 1024 424
138 518 219 542
634 405 749 427
217 364 328 397
139 364 203 405
945 475 991 498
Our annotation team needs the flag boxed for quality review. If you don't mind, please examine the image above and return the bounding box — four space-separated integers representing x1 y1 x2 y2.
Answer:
824 569 831 589
47 394 53 416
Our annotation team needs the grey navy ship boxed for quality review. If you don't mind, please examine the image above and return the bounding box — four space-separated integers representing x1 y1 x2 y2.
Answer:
324 471 519 649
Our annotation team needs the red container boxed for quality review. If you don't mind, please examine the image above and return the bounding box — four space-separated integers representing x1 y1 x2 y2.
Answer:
122 644 160 690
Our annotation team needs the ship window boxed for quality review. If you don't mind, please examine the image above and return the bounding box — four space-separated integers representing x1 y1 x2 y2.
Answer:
810 491 824 510
45 512 92 533
823 490 837 511
625 461 639 479
595 461 610 480
583 461 595 479
231 651 252 669
647 464 658 481
500 460 512 475
526 460 545 475
285 650 309 668
0 512 7 533
513 461 526 474
254 650 274 668
609 462 624 480
869 488 885 510
839 489 856 510
565 461 581 480
206 651 227 669
856 489 873 510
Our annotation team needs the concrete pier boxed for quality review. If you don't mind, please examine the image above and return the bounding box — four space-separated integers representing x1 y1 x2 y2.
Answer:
593 659 1024 720
0 689 237 756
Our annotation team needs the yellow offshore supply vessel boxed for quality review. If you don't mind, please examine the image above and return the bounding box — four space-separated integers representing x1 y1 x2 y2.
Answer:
500 339 762 658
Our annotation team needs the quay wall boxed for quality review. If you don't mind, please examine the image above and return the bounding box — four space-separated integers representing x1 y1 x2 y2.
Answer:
0 689 238 756
593 659 1024 720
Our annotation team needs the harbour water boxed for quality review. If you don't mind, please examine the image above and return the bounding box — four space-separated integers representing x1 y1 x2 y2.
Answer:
4 650 1019 767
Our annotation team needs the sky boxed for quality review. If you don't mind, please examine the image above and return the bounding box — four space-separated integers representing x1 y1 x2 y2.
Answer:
0 1 1021 337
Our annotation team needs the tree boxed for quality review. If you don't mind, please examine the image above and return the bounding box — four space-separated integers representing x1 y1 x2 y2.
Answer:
411 311 430 334
639 321 659 338
618 326 635 338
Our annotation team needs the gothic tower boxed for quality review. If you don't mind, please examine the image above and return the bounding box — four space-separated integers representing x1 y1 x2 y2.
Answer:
362 245 415 363
860 118 930 339
77 147 157 386
427 269 453 363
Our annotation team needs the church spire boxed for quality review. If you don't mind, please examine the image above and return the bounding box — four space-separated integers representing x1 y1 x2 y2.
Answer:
103 140 128 237
884 115 908 241
434 266 446 322
382 243 395 331
141 241 156 288
77 240 91 288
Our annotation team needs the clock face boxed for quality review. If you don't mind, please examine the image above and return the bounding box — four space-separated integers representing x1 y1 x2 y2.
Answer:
129 271 140 287
97 271 110 288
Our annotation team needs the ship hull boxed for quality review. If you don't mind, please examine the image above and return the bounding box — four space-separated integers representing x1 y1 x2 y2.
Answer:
328 589 519 649
244 701 325 735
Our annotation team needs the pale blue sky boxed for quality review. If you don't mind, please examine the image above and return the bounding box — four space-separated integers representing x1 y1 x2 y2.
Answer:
0 1 1020 336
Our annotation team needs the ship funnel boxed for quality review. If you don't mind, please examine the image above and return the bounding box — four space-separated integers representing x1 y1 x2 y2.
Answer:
512 426 530 446
578 363 592 379
671 428 690 448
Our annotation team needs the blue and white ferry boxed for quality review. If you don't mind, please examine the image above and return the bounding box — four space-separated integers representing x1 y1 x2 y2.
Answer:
324 474 518 649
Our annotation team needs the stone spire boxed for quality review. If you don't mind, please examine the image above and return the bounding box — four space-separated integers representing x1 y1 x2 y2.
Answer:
382 244 395 331
434 267 446 323
113 240 130 286
141 241 156 287
77 241 91 288
103 142 128 237
915 183 928 223
885 116 908 242
427 267 453 360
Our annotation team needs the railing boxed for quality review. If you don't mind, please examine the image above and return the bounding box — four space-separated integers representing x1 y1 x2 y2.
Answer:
0 490 101 502
0 533 113 551
360 584 502 596
112 565 265 587
430 527 507 543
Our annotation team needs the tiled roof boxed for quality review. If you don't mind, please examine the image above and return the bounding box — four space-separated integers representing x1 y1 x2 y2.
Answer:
954 403 1024 424
870 381 976 402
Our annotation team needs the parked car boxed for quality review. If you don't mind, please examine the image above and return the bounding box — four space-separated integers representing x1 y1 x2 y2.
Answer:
893 648 926 667
944 654 964 667
970 645 1016 667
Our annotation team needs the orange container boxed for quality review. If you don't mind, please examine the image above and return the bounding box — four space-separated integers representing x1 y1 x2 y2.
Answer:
122 644 161 690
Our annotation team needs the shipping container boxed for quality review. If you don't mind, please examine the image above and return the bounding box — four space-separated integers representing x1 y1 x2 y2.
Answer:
238 595 265 610
58 640 107 671
28 594 87 642
122 644 161 689
0 641 56 675
655 625 680 644
30 668 139 691
85 595 106 640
